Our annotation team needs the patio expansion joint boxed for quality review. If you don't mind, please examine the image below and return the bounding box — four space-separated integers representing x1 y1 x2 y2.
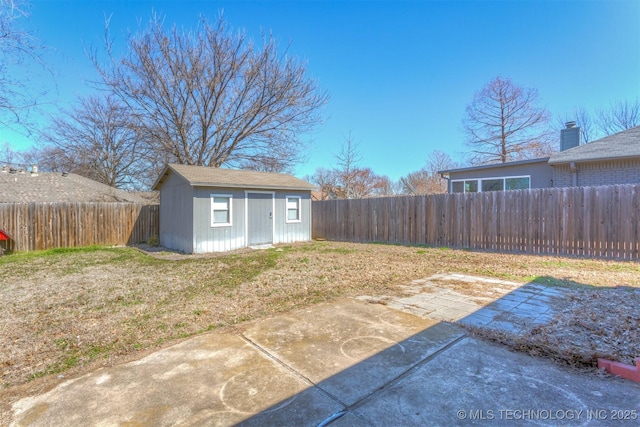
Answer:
242 329 469 427
331 332 469 423
238 333 350 410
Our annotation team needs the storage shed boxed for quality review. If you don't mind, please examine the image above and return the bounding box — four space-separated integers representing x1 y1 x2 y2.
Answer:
152 164 316 253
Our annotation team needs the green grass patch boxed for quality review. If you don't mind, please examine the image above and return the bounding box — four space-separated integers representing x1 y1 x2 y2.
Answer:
115 293 144 306
530 276 593 289
30 340 114 381
605 263 640 272
538 260 574 268
0 246 162 280
1 245 113 263
180 248 284 296
300 241 357 254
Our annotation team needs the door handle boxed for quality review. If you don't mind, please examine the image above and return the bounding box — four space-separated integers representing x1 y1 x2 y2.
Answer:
269 212 272 219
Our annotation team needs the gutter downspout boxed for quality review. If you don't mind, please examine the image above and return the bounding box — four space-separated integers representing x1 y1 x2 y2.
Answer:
569 162 577 187
440 172 450 193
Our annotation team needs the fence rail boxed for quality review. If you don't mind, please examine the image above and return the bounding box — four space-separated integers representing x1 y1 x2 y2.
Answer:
312 184 640 260
0 202 159 252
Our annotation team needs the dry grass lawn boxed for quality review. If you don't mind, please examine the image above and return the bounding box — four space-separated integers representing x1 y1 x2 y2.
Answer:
1 240 639 423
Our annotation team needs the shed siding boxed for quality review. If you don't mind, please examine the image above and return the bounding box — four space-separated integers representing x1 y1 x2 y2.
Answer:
448 161 553 191
552 159 640 188
192 187 246 253
159 172 313 253
273 191 312 244
158 172 194 253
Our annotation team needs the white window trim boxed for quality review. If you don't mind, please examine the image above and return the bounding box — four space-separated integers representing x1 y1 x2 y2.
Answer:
451 175 531 193
211 194 233 227
285 195 302 223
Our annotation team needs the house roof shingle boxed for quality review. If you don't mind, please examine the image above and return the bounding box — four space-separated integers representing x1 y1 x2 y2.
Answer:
0 171 151 203
153 164 316 191
548 125 640 164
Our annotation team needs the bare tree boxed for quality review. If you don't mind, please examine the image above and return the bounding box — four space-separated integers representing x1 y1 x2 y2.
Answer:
0 0 46 132
399 150 456 195
91 15 328 171
238 141 303 173
346 167 389 199
333 132 363 199
306 167 339 200
308 134 390 199
463 76 552 164
557 107 595 143
39 95 151 189
17 144 64 171
597 99 640 136
0 139 72 172
372 174 395 197
399 168 430 195
556 100 640 144
425 150 455 193
0 141 17 165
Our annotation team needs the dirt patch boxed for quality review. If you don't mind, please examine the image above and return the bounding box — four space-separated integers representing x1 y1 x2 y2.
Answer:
429 278 515 304
1 241 640 424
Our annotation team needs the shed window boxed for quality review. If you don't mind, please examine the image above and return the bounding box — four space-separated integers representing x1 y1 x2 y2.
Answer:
286 196 301 223
211 194 232 227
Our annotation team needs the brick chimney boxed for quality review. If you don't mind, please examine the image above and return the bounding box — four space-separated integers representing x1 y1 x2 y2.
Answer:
560 121 582 151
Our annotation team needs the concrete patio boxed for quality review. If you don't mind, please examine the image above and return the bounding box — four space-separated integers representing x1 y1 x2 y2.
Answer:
10 279 640 426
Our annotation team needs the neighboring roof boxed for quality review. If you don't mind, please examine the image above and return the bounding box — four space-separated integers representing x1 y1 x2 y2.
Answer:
549 125 640 164
153 164 316 191
438 157 550 175
0 171 151 203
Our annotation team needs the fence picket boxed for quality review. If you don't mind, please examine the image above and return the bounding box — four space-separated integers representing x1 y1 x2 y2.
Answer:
312 184 640 260
0 203 159 252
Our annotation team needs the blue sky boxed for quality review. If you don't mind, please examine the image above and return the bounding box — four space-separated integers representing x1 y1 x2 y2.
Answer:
2 0 639 181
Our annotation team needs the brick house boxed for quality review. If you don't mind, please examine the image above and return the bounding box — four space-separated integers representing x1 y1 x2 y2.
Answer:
440 124 640 193
549 125 640 187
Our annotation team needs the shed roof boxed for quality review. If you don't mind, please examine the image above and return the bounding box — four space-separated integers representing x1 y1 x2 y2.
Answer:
0 171 151 203
153 164 316 191
549 125 640 164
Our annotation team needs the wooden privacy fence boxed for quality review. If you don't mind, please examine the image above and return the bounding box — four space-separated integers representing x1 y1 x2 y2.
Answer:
0 202 159 252
312 184 640 260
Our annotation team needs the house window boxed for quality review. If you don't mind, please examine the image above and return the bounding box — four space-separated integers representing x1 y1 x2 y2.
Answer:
452 180 478 193
286 196 301 223
451 176 530 193
211 194 232 227
481 178 504 192
506 177 530 190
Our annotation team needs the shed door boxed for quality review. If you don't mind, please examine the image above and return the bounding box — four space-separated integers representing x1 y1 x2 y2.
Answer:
247 192 273 245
